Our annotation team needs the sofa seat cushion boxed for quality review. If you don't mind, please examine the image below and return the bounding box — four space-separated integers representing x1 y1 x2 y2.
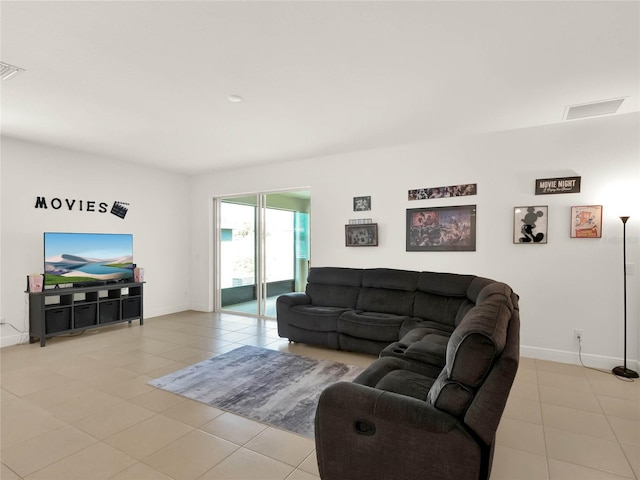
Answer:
289 305 352 332
338 311 409 342
381 334 449 368
399 320 454 341
375 369 435 401
407 335 449 366
352 356 441 400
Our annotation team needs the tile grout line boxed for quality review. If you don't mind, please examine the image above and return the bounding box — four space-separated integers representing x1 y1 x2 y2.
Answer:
532 361 552 480
590 380 639 480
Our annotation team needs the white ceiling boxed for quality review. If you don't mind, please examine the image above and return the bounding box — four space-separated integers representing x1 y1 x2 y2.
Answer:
1 1 638 175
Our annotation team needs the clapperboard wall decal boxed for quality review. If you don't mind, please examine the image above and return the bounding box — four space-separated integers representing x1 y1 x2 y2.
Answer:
110 201 130 219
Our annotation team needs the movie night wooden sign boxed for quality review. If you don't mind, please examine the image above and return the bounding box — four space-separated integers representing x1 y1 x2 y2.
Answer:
535 176 581 195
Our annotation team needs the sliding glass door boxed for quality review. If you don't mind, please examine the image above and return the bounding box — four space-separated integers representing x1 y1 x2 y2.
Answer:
217 190 310 318
220 197 258 315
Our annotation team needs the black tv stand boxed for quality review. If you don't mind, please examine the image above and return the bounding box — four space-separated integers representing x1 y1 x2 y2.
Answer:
27 282 144 347
73 281 107 287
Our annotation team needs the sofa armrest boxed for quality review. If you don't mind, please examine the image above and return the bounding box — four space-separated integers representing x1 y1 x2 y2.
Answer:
276 292 311 307
317 381 459 434
316 382 483 480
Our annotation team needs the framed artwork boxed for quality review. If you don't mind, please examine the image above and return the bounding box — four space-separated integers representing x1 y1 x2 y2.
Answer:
408 183 477 201
514 206 548 244
571 205 602 238
345 223 378 246
406 205 476 251
353 196 371 211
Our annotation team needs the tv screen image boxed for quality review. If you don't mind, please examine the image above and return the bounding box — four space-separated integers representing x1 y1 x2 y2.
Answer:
44 232 134 285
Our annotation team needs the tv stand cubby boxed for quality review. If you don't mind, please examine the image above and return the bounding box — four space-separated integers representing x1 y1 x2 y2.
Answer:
27 282 144 347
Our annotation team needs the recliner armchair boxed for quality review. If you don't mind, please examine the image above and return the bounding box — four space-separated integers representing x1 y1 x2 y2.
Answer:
314 283 520 480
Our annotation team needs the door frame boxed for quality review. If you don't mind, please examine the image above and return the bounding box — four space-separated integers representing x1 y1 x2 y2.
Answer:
213 188 310 318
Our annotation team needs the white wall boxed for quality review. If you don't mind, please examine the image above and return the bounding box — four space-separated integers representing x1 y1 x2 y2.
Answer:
190 112 640 369
0 137 190 347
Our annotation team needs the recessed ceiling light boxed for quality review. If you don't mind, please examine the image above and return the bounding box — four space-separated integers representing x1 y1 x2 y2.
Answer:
0 61 24 81
228 95 243 103
563 98 625 121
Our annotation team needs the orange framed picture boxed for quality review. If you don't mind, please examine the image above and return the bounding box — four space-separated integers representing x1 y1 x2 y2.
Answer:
571 205 602 238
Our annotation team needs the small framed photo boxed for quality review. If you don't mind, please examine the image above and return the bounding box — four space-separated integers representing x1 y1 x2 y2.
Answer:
406 205 476 251
571 205 602 238
514 206 548 244
345 224 378 246
353 196 371 211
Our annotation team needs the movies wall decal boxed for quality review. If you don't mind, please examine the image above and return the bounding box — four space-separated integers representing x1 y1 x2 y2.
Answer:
514 206 548 244
406 205 476 252
408 183 476 201
34 196 130 220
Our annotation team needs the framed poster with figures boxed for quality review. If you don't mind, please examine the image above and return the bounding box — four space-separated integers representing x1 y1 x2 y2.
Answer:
406 205 476 251
571 205 602 238
345 224 378 246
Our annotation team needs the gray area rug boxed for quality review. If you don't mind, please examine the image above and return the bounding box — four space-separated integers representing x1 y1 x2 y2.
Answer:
149 345 363 438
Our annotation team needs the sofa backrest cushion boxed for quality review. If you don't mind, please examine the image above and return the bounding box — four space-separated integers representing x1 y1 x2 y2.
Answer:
362 268 420 290
355 269 419 316
427 282 514 416
417 272 475 297
413 292 473 327
466 277 496 303
306 267 363 308
413 273 497 328
357 288 415 316
415 272 474 327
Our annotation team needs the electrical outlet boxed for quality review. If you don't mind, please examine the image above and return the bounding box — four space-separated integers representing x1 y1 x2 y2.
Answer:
574 329 584 342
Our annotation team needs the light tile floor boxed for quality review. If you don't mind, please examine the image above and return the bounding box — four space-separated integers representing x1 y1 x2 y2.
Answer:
0 310 638 479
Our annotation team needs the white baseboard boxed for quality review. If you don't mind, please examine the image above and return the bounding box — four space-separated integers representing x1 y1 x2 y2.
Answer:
143 304 191 319
188 304 213 313
521 345 640 372
0 332 29 348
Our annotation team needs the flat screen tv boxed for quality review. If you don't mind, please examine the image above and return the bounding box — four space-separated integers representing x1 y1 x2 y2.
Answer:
44 232 134 286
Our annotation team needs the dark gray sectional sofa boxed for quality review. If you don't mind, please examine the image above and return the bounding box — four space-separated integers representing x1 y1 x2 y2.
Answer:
276 266 520 480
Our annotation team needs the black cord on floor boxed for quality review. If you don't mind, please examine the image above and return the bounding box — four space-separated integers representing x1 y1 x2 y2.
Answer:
578 337 634 383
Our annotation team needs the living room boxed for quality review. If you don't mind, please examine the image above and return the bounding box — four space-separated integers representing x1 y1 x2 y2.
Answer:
1 1 639 479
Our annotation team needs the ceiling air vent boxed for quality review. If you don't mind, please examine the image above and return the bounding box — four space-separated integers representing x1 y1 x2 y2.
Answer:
0 62 24 81
564 98 625 121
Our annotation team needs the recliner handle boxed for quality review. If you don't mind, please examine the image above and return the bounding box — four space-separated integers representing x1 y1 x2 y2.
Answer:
354 420 376 435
